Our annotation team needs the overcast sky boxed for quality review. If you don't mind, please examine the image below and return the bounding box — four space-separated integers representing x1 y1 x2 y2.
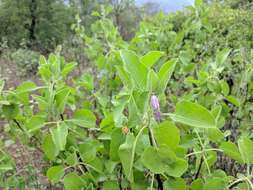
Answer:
135 0 194 12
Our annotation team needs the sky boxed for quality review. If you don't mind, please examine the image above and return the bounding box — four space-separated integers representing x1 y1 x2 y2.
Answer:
135 0 194 12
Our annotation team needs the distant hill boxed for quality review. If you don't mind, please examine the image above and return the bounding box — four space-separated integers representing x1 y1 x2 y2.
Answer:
135 0 193 12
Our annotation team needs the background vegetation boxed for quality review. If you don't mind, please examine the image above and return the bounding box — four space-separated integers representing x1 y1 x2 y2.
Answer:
0 0 253 189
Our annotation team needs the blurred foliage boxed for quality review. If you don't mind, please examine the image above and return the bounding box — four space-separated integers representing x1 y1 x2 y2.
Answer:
10 49 40 77
1 0 253 189
0 0 74 52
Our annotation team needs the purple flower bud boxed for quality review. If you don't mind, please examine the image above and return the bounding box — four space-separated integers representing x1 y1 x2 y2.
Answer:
150 95 161 122
154 110 161 122
150 95 160 110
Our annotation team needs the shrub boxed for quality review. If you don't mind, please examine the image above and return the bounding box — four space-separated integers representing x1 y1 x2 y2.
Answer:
10 49 39 77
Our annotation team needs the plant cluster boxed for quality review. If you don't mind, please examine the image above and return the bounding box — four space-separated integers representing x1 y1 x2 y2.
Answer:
0 0 253 189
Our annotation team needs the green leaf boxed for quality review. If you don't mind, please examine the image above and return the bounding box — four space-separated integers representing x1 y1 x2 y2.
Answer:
2 104 19 119
220 80 229 96
70 109 96 128
42 134 59 160
118 134 135 182
140 51 164 68
225 96 240 107
220 141 243 163
15 81 40 104
110 128 126 161
169 101 216 128
203 178 228 190
190 179 204 190
147 70 159 92
39 55 47 65
66 153 78 166
15 81 38 94
207 128 224 142
157 59 177 94
26 115 45 132
0 163 13 172
79 73 94 91
55 87 70 113
47 165 64 184
116 65 132 89
128 91 149 127
238 137 253 164
61 62 77 78
63 172 86 190
164 177 187 190
88 157 104 173
216 48 231 66
211 105 222 124
153 120 180 149
50 122 68 151
195 0 203 7
79 141 97 163
141 146 187 177
120 50 148 90
102 181 119 190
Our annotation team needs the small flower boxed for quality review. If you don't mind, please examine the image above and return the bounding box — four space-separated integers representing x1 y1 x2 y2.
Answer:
122 126 129 135
150 95 161 122
154 110 161 122
150 95 160 110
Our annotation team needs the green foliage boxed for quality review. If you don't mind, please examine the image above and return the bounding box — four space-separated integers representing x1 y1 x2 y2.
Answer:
0 0 74 51
1 0 253 189
10 49 39 77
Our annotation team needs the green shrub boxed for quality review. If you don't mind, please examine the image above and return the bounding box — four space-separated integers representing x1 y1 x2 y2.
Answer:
10 49 39 77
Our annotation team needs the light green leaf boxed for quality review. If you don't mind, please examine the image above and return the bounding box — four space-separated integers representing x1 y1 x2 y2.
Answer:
50 122 68 151
26 115 45 132
42 134 59 160
64 172 87 190
118 134 135 182
47 165 64 184
169 101 216 128
120 50 148 90
140 51 164 68
116 65 132 89
211 105 222 124
238 137 253 164
66 153 78 166
195 0 203 7
141 146 187 177
203 178 228 190
225 96 240 107
79 73 94 91
2 104 19 120
220 80 229 96
70 109 96 128
191 179 204 190
216 48 231 66
220 141 243 163
102 181 119 190
55 87 70 113
147 69 159 92
154 120 180 149
164 177 187 190
0 163 13 172
79 141 97 163
110 128 126 161
61 62 77 78
157 59 177 94
15 81 37 94
207 128 224 142
39 55 47 65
